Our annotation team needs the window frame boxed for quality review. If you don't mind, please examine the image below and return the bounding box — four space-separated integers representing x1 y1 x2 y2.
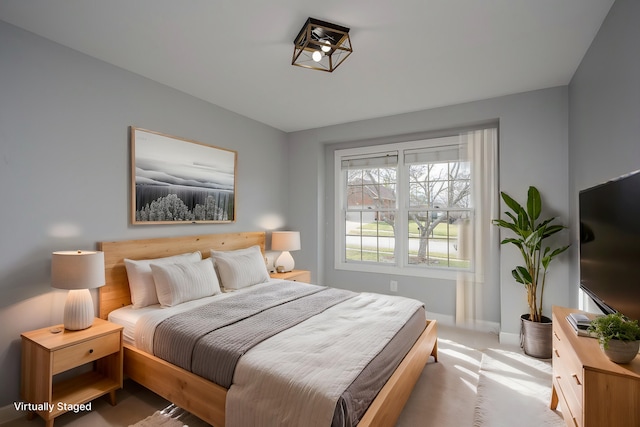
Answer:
334 134 478 280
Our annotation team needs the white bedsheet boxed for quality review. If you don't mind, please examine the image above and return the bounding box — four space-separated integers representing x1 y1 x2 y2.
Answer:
107 303 153 347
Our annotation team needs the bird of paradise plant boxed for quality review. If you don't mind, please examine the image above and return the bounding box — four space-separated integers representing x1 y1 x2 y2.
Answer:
492 186 570 322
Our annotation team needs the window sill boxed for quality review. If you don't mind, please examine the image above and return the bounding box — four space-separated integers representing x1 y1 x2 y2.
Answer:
335 262 461 280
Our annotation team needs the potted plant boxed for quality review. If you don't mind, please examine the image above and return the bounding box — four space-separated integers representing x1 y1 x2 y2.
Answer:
587 312 640 363
492 186 569 358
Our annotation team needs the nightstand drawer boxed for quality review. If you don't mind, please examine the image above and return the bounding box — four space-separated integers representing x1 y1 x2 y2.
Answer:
52 332 120 374
288 271 310 282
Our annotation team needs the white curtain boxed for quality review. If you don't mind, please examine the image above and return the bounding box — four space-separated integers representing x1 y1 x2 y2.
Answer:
456 128 499 327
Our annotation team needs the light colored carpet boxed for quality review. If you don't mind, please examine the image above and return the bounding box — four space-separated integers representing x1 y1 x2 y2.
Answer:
396 338 482 426
472 348 564 427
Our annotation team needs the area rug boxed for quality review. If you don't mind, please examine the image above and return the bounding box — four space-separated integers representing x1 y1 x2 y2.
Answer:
129 404 211 427
472 348 564 427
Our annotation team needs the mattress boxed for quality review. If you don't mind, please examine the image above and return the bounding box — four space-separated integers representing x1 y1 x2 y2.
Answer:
109 279 426 427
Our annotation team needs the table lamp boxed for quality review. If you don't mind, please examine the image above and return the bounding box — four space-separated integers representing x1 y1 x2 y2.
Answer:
51 250 105 330
271 231 301 273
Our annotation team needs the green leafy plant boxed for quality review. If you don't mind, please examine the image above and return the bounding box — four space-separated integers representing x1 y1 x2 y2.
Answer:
587 312 640 349
492 186 570 322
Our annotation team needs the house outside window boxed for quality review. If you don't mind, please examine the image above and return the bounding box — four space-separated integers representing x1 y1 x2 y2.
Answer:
335 125 497 279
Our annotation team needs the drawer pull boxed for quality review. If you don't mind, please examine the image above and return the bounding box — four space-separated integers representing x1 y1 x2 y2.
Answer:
553 331 560 340
89 349 94 354
554 348 560 358
571 374 581 386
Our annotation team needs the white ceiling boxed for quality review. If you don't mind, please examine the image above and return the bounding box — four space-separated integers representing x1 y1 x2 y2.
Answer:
0 0 614 132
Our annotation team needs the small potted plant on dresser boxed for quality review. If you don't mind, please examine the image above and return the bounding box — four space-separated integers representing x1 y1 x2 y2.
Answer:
587 312 640 364
492 186 570 359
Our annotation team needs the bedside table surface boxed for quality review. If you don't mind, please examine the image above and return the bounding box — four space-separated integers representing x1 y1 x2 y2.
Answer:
269 269 311 282
21 318 123 351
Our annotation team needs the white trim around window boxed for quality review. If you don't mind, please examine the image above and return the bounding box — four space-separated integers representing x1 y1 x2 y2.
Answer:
334 126 498 280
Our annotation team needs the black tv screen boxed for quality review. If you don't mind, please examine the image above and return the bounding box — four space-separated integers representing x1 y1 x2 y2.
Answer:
579 170 640 322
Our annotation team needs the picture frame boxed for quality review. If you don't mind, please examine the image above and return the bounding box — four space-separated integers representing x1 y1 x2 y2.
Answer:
131 127 237 224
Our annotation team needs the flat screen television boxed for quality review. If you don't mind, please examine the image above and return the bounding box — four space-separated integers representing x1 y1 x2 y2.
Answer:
579 170 640 322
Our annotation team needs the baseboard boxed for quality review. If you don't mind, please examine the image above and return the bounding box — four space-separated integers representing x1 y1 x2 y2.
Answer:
428 312 455 327
0 402 23 424
499 331 521 346
455 319 500 334
429 312 500 335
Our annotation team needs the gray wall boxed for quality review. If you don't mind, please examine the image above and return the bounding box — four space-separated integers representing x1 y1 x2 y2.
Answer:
0 21 289 407
287 86 571 340
568 0 640 305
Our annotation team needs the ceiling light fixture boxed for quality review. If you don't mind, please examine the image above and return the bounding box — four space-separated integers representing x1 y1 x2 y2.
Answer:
292 18 352 72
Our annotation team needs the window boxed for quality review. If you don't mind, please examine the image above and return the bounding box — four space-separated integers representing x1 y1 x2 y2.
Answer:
342 152 398 264
335 126 497 279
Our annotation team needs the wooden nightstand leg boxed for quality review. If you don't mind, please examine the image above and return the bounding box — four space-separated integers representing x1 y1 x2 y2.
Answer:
26 411 35 420
45 419 54 427
109 390 117 406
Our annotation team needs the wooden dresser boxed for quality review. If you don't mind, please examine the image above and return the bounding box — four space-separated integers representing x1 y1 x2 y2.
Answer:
550 306 640 427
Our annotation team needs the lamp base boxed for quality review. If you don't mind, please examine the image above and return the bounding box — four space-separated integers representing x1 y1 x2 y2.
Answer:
275 251 295 273
64 289 95 330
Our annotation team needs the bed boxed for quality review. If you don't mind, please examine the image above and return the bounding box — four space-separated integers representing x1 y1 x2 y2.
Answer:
98 232 438 427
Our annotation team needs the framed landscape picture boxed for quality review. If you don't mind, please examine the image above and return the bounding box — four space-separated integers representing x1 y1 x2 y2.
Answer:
131 127 237 224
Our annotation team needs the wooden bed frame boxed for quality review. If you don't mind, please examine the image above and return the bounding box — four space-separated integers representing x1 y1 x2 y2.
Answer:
98 232 438 427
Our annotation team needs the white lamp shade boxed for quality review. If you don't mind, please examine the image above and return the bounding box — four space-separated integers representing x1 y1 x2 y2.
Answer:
51 250 105 290
271 231 301 252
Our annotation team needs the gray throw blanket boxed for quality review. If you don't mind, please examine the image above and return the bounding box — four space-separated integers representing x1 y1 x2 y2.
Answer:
153 281 355 387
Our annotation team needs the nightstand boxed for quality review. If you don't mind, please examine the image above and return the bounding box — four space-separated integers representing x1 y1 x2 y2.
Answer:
20 318 123 427
269 269 311 283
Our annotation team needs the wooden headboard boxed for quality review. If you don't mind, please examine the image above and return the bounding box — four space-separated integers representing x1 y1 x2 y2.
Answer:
98 232 266 319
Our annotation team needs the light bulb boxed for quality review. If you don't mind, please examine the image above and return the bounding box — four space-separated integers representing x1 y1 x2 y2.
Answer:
312 50 322 62
321 40 331 53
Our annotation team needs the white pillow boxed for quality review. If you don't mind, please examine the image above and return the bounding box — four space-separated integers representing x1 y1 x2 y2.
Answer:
150 259 221 307
124 251 202 308
210 245 270 290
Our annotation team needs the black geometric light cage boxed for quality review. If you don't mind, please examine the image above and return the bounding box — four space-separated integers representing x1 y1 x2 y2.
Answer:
292 18 352 72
